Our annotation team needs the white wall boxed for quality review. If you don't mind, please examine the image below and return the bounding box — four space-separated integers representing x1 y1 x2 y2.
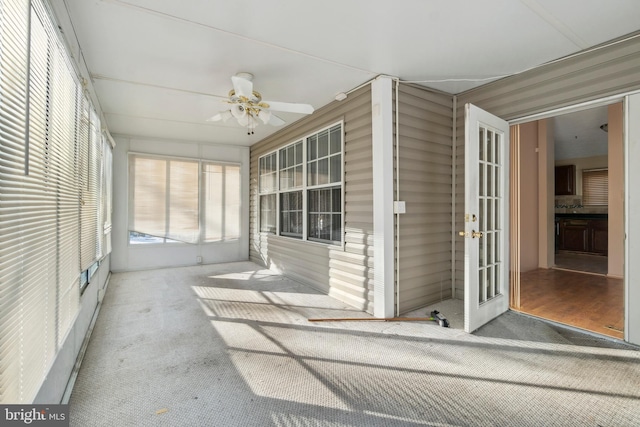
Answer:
111 136 250 272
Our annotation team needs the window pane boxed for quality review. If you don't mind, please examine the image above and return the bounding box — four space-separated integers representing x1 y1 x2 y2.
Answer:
287 145 294 167
332 187 341 211
308 161 317 186
295 142 303 164
168 160 199 243
307 186 341 244
308 135 317 160
224 166 240 239
280 168 290 190
318 130 329 158
260 194 276 233
131 157 166 239
317 158 329 185
295 165 303 188
259 152 276 193
308 214 318 238
331 214 342 241
330 126 341 154
330 155 341 183
280 191 302 238
204 164 223 241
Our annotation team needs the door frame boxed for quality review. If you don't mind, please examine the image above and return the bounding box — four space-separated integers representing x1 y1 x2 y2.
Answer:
507 93 636 343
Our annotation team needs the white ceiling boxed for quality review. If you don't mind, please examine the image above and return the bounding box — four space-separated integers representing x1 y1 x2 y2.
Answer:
552 106 609 161
58 0 640 146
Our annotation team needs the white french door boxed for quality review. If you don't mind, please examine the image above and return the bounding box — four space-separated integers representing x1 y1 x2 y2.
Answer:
463 104 510 333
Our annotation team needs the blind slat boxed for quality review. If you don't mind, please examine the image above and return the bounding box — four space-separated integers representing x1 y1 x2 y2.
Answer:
583 169 608 206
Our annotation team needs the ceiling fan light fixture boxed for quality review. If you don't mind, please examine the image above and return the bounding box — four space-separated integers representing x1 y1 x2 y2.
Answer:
210 73 314 135
237 114 250 127
258 109 271 124
230 104 246 119
221 110 233 122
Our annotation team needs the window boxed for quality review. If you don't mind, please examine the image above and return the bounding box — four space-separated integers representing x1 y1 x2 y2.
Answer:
280 191 303 238
279 141 303 238
583 168 608 206
128 155 240 244
260 194 276 233
203 163 241 241
258 123 343 245
308 187 342 242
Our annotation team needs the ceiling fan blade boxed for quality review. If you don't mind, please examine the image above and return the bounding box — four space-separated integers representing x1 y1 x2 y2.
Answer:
206 110 233 122
262 101 314 114
231 75 253 98
268 114 286 126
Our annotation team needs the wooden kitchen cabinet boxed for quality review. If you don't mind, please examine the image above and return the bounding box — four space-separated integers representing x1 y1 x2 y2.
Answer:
559 219 588 252
589 219 608 255
555 165 575 195
557 217 608 255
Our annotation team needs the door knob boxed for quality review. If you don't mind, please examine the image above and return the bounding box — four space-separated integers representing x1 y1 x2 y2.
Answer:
472 231 483 239
458 231 468 237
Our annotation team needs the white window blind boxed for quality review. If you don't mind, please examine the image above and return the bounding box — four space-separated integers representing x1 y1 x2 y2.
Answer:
79 106 101 270
0 0 40 404
129 155 200 244
583 169 608 206
203 163 241 242
129 155 240 244
1 0 111 404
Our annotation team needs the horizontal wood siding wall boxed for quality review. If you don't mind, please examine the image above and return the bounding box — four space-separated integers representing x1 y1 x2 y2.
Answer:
250 86 374 312
453 34 640 298
397 85 454 312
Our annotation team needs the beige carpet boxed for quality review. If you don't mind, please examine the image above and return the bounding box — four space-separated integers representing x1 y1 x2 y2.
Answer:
69 261 640 426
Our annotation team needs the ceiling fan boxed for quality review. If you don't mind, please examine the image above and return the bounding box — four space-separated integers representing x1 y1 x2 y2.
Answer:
208 72 314 135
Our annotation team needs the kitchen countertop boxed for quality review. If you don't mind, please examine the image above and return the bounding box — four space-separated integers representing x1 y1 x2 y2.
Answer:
555 213 608 219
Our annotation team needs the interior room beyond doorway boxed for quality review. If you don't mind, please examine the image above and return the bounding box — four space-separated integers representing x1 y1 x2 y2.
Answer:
511 102 624 339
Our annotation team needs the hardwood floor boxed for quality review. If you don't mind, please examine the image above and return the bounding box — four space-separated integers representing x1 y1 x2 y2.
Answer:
516 268 624 339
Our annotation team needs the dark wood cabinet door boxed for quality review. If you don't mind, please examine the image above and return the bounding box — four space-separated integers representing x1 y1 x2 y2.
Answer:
590 220 608 255
559 220 588 252
555 165 575 195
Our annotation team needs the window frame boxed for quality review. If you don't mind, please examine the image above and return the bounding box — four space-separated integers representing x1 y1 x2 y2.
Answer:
258 121 344 246
127 152 241 246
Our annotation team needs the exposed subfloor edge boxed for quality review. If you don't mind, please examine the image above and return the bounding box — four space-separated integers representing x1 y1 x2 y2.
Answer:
510 308 636 347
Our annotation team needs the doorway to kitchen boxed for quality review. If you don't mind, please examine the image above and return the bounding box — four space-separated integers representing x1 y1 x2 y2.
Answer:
510 102 624 339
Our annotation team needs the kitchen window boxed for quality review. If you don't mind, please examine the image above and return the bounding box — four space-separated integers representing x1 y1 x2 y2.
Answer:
582 168 608 206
